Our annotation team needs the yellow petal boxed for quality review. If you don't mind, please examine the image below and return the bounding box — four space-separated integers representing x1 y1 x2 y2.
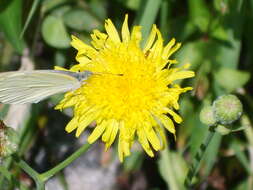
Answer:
167 71 195 82
71 60 91 71
76 113 98 137
158 114 176 135
59 97 78 109
87 120 107 144
105 19 121 42
65 117 79 133
102 120 114 142
106 124 118 149
166 42 181 59
121 14 130 43
130 26 142 45
162 38 175 59
163 108 183 123
149 29 163 59
143 25 157 52
123 140 131 156
144 125 161 151
154 125 167 149
91 30 108 50
118 137 124 162
71 35 92 50
137 129 154 157
54 66 68 71
105 120 119 149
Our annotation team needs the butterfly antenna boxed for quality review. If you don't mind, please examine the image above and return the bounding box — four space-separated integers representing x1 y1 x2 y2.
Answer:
93 72 123 76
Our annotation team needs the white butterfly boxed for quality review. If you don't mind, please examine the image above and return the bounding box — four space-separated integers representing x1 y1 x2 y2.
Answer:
0 70 93 104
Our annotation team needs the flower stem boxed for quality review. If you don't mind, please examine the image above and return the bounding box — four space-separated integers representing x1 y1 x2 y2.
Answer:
184 130 215 188
40 142 91 181
12 154 44 190
13 154 41 181
36 182 45 190
13 142 91 189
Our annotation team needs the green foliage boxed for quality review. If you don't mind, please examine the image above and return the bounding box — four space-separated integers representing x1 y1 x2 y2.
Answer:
42 15 71 48
158 148 187 190
215 68 250 92
63 9 102 32
0 0 25 53
1 0 253 189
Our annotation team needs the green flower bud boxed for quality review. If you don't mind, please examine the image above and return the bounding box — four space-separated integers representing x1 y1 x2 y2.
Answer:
213 95 243 125
199 105 217 126
0 121 19 158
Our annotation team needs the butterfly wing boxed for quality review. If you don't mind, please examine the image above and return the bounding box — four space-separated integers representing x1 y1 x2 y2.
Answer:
0 70 81 104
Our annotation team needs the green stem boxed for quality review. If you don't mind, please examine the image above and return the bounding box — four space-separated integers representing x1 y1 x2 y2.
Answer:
13 154 41 181
184 130 215 188
13 154 44 190
36 182 45 190
12 143 91 189
40 143 91 181
241 115 253 189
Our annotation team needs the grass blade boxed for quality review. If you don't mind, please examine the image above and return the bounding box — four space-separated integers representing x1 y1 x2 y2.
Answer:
20 0 41 38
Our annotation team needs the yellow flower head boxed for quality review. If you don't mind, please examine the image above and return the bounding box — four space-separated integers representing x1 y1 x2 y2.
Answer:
55 15 194 161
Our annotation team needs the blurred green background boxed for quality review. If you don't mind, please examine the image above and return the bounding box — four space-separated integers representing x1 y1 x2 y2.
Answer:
0 0 253 189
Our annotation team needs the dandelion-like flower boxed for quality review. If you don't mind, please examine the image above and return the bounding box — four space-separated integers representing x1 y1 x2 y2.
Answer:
55 15 194 161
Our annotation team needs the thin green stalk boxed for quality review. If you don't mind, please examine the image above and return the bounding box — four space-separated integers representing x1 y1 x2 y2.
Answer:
241 115 253 189
36 182 45 190
12 143 91 189
13 154 45 190
40 143 91 181
20 0 41 38
12 154 41 181
184 130 215 188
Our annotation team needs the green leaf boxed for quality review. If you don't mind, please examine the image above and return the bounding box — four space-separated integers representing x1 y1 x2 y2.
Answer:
231 140 252 175
51 5 71 18
202 132 222 176
209 18 229 41
213 0 229 13
211 0 245 69
42 0 69 14
42 15 70 48
126 0 141 10
54 50 66 67
188 111 208 156
170 17 197 42
215 68 250 92
188 0 211 32
90 0 107 20
63 9 101 32
158 149 187 190
123 151 144 172
175 40 207 70
177 37 241 71
0 0 25 53
135 0 162 45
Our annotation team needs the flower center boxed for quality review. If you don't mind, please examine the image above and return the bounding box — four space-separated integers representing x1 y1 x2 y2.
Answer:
81 44 164 121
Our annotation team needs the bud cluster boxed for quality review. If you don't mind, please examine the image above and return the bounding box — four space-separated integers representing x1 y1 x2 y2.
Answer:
199 95 243 135
0 120 19 158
